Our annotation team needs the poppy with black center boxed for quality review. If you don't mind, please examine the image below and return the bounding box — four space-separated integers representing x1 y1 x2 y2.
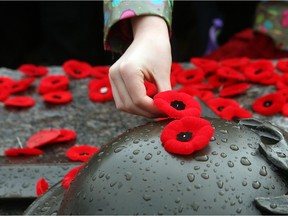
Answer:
42 91 73 104
220 106 252 121
9 77 35 94
219 82 251 97
206 97 240 117
63 59 92 79
89 78 113 102
66 145 99 162
4 96 35 107
176 68 205 85
216 66 246 81
160 117 214 155
49 129 77 143
38 75 70 94
252 92 286 116
208 74 237 88
190 57 219 74
18 64 48 77
276 59 288 73
154 90 201 119
4 147 43 156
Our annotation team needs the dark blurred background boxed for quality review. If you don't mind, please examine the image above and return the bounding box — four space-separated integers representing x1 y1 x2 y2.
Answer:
0 1 259 69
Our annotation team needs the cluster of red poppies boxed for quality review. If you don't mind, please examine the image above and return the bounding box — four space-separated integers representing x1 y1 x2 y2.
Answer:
154 90 214 155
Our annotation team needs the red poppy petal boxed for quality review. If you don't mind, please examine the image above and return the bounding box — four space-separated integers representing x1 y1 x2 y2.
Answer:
144 81 158 97
220 106 253 121
276 74 288 89
154 90 201 119
276 59 288 73
221 57 250 69
42 91 73 104
160 117 214 155
281 103 288 117
62 164 84 189
91 66 110 79
208 74 237 88
190 57 219 74
26 129 61 148
216 66 246 80
63 59 92 79
38 75 70 94
0 86 10 102
36 178 49 197
252 93 286 116
207 97 240 116
176 68 205 85
4 96 35 107
4 148 43 156
50 129 77 143
219 82 251 97
89 78 113 102
66 145 99 162
0 76 14 88
10 77 36 94
18 64 48 77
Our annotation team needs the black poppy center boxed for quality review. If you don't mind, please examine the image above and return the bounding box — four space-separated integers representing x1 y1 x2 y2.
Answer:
187 75 194 80
263 101 273 107
53 95 62 99
217 106 224 111
52 80 60 84
170 100 186 110
219 78 227 83
74 70 81 75
255 69 263 74
80 152 89 156
177 132 193 142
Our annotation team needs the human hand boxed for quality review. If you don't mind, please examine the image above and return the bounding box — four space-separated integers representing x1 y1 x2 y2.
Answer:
109 15 172 118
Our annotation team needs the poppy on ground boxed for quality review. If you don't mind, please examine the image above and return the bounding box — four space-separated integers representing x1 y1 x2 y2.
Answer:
5 148 43 156
276 59 288 73
26 129 61 148
62 164 84 189
160 117 214 155
9 77 35 94
220 57 250 70
63 59 92 79
276 74 288 89
176 68 205 85
4 96 35 107
206 97 240 117
42 91 73 104
36 178 49 197
50 129 77 143
18 64 48 77
220 106 253 121
216 66 246 80
208 74 237 88
219 82 251 97
154 90 201 119
190 57 219 74
0 86 10 102
38 75 69 94
89 78 113 102
66 145 99 162
0 76 14 88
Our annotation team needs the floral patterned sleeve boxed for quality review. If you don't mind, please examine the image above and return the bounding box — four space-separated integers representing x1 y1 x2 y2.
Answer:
254 1 288 50
103 0 173 53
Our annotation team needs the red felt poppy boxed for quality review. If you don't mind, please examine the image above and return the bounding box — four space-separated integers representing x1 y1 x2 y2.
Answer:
26 129 61 148
220 57 250 69
206 97 240 117
190 57 219 74
176 68 205 85
208 74 237 88
220 106 253 121
216 66 246 81
281 103 288 117
38 75 70 94
36 178 49 197
18 64 48 77
4 96 35 107
0 76 14 88
160 117 214 155
9 77 36 94
252 92 286 116
276 59 288 73
170 73 177 88
50 129 77 143
63 59 92 79
144 81 158 97
42 91 73 104
66 145 99 162
219 82 251 97
0 86 10 102
171 62 183 77
89 78 113 102
90 66 110 79
276 74 288 89
257 72 280 85
5 147 43 156
154 90 201 119
178 86 214 102
62 164 84 190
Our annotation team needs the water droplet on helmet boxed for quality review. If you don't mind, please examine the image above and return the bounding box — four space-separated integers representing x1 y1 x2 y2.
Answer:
143 194 151 201
217 180 224 189
187 173 195 182
195 155 209 161
220 129 228 134
201 173 209 180
220 153 227 158
114 146 126 153
259 166 267 176
133 149 140 155
270 203 277 209
227 161 234 168
240 157 251 166
252 181 261 189
145 153 152 160
230 144 239 151
124 172 132 181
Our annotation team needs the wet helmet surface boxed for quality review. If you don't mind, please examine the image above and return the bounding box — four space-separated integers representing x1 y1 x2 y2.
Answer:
57 117 288 215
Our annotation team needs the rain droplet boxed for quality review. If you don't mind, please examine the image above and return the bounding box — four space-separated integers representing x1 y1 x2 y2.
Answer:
187 173 195 182
194 184 201 189
133 139 140 144
114 146 125 153
220 129 228 134
191 202 199 212
252 181 261 189
219 191 224 196
230 144 239 151
21 182 30 188
194 166 200 170
220 153 227 158
212 151 218 155
133 149 140 155
217 180 224 189
240 157 251 166
175 197 181 203
124 172 132 181
221 138 228 143
201 173 209 180
242 180 247 186
270 203 277 209
210 136 216 141
98 172 105 178
145 153 152 160
236 207 242 213
227 161 234 168
259 166 267 176
277 152 286 158
143 194 151 201
195 155 209 162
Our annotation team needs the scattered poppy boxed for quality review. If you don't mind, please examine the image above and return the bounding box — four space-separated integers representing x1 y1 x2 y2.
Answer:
176 68 205 85
26 129 61 148
221 57 250 69
190 57 219 74
0 76 14 88
91 66 110 79
206 97 240 117
36 178 49 197
42 91 73 104
38 75 70 94
216 66 246 80
219 82 251 97
276 74 288 89
63 59 92 79
276 59 288 73
18 64 48 77
5 147 43 156
4 96 35 107
281 103 288 117
66 145 99 162
144 81 158 97
208 74 237 88
9 77 36 94
160 117 214 155
50 129 77 143
252 92 286 116
171 62 183 76
0 86 10 102
89 78 113 102
154 90 201 119
62 164 84 189
220 106 253 121
178 86 214 101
